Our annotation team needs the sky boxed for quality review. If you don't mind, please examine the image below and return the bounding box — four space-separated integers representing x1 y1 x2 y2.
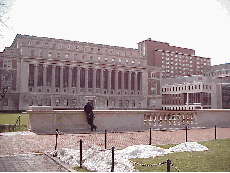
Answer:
0 0 230 66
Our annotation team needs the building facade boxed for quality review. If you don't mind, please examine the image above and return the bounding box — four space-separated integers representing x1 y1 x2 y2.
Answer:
203 63 230 109
0 34 162 111
161 75 230 110
138 38 211 79
162 75 212 110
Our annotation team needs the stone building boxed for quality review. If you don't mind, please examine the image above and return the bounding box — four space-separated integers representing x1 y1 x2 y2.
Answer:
0 34 162 111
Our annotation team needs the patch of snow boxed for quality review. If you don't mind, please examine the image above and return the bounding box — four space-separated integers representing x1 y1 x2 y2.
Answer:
54 142 209 172
0 131 36 136
167 142 209 152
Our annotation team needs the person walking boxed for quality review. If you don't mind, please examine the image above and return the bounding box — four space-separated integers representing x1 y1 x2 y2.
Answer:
84 101 97 131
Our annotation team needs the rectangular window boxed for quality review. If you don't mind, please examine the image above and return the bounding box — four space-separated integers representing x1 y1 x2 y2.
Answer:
31 50 34 56
57 53 61 58
56 99 60 106
64 99 68 106
3 98 8 106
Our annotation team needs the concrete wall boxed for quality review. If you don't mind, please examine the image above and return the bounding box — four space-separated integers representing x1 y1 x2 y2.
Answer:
27 106 230 134
195 109 230 128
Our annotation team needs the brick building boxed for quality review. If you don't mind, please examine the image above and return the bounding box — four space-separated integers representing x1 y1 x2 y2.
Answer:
138 38 211 79
0 34 162 111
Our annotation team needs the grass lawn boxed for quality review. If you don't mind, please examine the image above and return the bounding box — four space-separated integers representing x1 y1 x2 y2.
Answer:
72 139 229 172
131 138 230 172
0 113 29 131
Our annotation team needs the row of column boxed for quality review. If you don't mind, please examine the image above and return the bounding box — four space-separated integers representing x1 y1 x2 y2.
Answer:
31 64 141 95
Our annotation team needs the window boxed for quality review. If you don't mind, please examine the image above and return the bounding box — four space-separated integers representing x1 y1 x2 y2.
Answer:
132 60 134 65
3 98 8 106
76 46 79 50
29 98 33 106
125 59 128 64
57 53 61 58
105 57 108 62
36 42 39 46
60 44 63 48
82 55 85 60
65 53 69 58
38 99 42 106
91 48 93 52
31 50 34 56
90 56 93 61
119 59 122 63
112 58 115 63
47 99 51 106
48 52 52 58
45 43 48 47
64 99 68 106
119 100 122 107
97 57 100 61
56 99 60 106
28 41 31 45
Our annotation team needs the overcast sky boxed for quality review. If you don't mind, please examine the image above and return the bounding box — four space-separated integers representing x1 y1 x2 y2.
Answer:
1 0 230 66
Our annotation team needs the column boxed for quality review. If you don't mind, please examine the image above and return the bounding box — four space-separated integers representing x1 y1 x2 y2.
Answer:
121 70 124 95
85 68 88 94
69 67 72 93
93 68 96 94
115 70 118 95
43 65 47 92
51 65 55 93
100 68 104 94
34 64 38 93
134 71 138 95
60 66 64 93
128 71 131 95
77 67 80 94
187 92 189 109
108 69 111 95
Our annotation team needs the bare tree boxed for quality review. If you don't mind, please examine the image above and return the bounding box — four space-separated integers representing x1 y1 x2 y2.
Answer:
0 0 13 50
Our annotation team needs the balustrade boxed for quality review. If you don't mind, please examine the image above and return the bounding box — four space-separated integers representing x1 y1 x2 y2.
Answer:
144 111 197 129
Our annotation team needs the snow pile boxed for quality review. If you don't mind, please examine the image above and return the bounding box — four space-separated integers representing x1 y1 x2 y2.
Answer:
167 142 209 153
116 145 170 159
0 131 36 136
55 142 209 172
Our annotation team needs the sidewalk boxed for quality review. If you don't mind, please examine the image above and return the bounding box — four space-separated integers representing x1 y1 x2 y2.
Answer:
0 153 71 172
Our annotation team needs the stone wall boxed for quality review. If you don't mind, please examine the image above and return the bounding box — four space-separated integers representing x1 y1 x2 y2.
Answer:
27 106 230 134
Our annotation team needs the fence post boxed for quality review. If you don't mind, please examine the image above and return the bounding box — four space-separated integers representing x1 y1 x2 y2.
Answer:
167 159 171 172
19 115 21 131
80 139 82 168
186 126 187 142
55 129 58 150
149 127 151 145
215 125 216 140
105 130 107 149
111 146 115 172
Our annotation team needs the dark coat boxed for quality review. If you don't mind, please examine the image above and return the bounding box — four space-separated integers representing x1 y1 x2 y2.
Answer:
84 102 94 115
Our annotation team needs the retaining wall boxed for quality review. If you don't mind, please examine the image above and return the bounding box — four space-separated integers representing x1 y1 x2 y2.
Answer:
27 106 230 134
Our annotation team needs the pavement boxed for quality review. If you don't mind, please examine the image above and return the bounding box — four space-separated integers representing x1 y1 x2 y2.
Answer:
0 153 74 172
